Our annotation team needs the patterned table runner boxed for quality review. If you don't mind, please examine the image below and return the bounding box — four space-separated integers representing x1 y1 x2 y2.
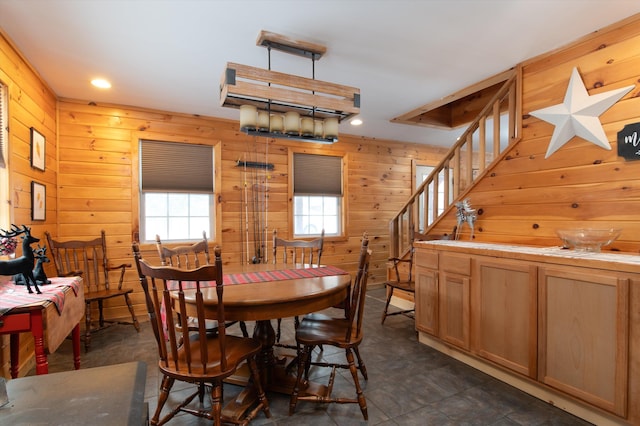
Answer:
169 265 349 290
224 265 349 285
0 276 82 318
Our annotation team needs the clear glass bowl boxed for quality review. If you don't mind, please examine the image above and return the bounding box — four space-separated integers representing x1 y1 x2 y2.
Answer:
555 228 621 252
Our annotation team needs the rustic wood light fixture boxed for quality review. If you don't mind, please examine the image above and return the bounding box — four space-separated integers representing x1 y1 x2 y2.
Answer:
220 31 360 144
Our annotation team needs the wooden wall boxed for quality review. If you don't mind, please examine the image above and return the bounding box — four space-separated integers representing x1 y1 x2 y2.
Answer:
4 13 640 379
431 14 640 254
0 24 447 377
53 99 446 313
0 30 58 378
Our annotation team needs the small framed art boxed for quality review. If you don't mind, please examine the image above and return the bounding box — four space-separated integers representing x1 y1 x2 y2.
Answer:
31 181 46 221
30 127 45 171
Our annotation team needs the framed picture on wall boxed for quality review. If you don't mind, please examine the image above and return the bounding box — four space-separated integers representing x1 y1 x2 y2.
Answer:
30 127 45 171
31 181 46 221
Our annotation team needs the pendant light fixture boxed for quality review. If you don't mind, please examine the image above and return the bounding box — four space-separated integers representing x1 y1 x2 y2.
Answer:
220 31 360 144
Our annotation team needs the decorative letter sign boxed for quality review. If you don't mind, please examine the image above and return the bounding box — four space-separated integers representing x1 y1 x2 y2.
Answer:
617 123 640 161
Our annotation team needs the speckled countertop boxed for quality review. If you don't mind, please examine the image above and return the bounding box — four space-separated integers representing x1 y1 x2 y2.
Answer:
415 240 640 272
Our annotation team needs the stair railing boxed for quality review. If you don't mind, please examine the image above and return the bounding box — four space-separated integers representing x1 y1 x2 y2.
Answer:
389 68 521 259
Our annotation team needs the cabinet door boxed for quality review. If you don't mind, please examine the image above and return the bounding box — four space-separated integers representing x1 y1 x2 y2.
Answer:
415 266 438 335
538 267 629 416
472 259 537 378
439 272 470 350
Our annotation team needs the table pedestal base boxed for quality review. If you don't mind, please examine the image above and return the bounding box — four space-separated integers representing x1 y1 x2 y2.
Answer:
221 319 308 422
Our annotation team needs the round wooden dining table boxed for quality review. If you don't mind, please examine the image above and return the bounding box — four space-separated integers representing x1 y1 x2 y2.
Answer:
175 263 351 419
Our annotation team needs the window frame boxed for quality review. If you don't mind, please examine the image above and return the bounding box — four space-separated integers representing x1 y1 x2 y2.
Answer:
133 134 222 245
288 148 348 240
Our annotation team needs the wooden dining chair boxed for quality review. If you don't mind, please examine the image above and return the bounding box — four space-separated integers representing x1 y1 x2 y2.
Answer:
132 243 271 426
289 232 371 420
155 231 211 269
272 228 325 346
155 232 248 337
45 230 140 351
381 227 455 325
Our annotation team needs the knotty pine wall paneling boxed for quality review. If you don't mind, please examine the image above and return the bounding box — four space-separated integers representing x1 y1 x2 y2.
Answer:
430 14 640 254
55 99 447 327
0 30 58 378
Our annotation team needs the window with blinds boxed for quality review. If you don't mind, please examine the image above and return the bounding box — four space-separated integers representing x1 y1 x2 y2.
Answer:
139 140 215 242
292 152 344 237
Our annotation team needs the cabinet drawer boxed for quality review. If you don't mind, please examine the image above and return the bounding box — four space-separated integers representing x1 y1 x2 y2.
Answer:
441 253 471 276
415 249 438 269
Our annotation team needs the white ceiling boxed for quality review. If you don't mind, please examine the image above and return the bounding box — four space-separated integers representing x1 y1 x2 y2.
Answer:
1 0 640 148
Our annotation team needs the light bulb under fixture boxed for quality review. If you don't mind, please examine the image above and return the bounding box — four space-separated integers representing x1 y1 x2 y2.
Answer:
350 118 363 126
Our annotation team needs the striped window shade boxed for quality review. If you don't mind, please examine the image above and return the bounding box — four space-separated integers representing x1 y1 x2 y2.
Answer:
140 139 213 192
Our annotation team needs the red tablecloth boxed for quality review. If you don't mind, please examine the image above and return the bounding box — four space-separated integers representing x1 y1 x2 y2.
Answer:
0 276 82 318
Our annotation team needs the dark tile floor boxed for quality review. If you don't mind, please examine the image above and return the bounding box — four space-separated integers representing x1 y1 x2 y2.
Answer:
35 288 592 425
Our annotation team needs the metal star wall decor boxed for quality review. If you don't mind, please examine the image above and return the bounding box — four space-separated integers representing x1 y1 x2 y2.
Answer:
530 67 634 158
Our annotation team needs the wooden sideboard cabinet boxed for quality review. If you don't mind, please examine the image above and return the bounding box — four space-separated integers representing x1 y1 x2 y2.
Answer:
538 266 629 417
414 249 471 350
438 252 470 350
414 249 438 336
473 258 537 378
414 241 640 424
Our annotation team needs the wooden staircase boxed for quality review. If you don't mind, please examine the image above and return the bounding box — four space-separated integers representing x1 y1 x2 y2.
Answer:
389 67 522 259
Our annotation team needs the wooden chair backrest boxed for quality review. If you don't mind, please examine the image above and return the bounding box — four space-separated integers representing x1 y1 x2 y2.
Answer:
398 227 457 283
272 229 324 266
156 231 210 268
45 230 115 293
133 243 228 374
347 233 371 341
132 243 162 348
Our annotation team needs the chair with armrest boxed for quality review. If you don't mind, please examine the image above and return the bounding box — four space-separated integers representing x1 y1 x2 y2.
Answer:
289 232 371 420
132 243 271 425
45 230 140 351
272 228 324 346
381 227 456 325
155 232 248 338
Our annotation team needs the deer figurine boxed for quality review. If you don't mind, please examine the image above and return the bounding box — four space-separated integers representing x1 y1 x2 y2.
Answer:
0 224 42 294
13 244 51 286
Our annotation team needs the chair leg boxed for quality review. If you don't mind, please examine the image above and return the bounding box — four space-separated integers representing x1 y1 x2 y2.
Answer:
198 383 206 403
289 344 312 416
98 299 105 328
346 348 368 420
152 375 175 426
239 321 249 337
276 318 282 342
210 381 223 426
353 346 368 380
84 302 92 352
124 293 141 332
381 285 394 324
246 356 271 420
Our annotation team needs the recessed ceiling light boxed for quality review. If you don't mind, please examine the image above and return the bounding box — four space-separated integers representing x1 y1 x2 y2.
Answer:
91 78 111 89
350 118 363 126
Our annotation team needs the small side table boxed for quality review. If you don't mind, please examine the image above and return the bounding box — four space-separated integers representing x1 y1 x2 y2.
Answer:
2 361 148 425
